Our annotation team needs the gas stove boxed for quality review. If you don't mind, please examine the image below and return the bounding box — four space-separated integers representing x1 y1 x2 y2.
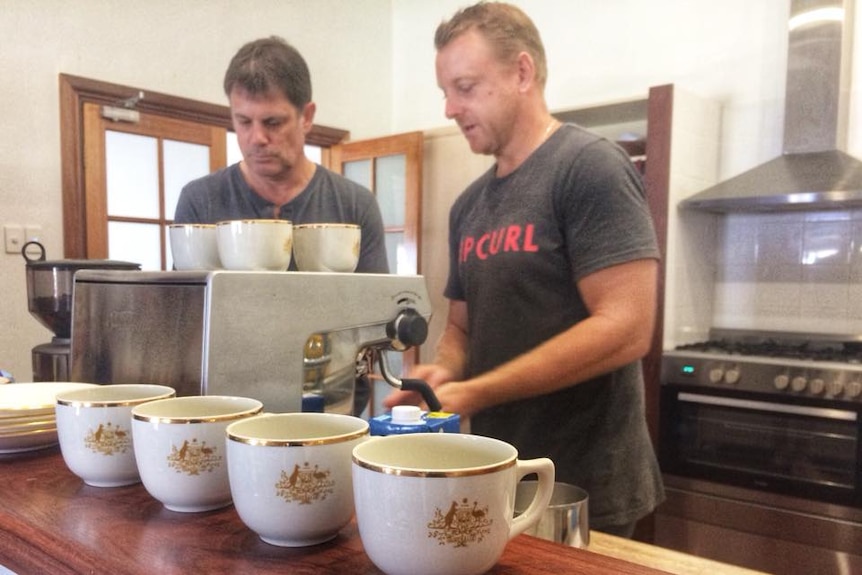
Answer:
662 328 862 405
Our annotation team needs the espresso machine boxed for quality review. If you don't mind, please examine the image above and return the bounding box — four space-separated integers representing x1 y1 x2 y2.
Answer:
69 270 433 414
22 241 140 381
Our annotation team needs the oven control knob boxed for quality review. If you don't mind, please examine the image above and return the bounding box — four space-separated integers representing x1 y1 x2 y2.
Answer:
791 376 808 392
774 374 790 390
809 378 825 395
847 380 862 398
826 380 844 396
708 367 725 384
724 367 741 384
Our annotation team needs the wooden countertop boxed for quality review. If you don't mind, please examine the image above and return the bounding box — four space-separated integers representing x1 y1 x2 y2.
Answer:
0 446 669 575
589 532 769 575
0 447 767 575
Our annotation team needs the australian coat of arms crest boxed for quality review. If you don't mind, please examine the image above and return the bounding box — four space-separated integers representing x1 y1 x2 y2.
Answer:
275 462 335 505
166 438 222 475
427 497 493 547
84 422 131 456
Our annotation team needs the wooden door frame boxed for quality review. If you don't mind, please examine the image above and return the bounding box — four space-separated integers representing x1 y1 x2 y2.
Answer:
59 73 349 258
81 102 230 263
329 131 424 273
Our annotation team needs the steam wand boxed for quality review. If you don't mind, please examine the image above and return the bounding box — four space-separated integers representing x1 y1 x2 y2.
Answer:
376 351 443 412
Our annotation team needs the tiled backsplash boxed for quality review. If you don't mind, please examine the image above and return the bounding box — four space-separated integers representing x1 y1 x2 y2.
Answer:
713 209 862 334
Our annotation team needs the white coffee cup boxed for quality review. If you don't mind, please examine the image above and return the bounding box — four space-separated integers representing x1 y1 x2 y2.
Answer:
131 395 263 512
292 223 361 273
216 219 293 271
352 433 555 575
226 412 370 547
55 384 176 487
169 223 221 270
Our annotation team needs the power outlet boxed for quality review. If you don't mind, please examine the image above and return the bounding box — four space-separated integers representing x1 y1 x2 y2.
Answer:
4 224 24 254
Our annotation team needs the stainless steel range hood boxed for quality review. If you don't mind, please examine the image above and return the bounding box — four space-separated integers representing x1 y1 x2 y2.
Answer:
682 0 862 212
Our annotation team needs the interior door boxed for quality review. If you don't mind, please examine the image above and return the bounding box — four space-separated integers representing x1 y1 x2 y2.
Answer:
81 102 227 269
329 131 423 415
329 131 423 274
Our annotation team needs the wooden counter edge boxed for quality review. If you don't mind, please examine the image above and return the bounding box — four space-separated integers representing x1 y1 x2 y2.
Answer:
588 531 771 575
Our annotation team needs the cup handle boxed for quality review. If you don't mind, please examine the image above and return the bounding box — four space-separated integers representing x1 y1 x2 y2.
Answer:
509 457 555 540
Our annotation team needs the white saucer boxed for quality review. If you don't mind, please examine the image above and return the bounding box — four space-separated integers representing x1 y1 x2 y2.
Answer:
0 427 58 454
0 382 97 416
0 418 55 435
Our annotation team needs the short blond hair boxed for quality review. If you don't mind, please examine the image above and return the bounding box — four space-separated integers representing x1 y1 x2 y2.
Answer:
435 2 547 88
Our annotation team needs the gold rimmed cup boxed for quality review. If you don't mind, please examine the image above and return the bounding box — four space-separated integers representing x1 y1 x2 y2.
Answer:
226 412 369 547
351 433 555 575
168 223 221 270
216 219 293 271
292 223 361 272
131 395 263 512
55 384 176 487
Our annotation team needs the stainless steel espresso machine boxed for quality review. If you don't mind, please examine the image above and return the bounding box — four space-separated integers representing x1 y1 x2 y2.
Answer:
69 270 432 414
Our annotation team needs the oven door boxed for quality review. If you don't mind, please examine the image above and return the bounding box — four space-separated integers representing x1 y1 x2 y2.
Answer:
659 385 862 507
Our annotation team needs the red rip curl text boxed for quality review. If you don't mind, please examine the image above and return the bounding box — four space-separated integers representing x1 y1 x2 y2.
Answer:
459 223 539 263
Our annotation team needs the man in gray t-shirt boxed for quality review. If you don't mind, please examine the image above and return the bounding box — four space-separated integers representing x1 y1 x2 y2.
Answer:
174 36 388 275
384 3 663 537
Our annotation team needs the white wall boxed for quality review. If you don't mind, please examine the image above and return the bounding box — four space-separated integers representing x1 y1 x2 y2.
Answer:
392 0 792 174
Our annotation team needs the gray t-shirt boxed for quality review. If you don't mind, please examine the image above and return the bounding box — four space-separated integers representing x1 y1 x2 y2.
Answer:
174 163 389 273
445 123 664 529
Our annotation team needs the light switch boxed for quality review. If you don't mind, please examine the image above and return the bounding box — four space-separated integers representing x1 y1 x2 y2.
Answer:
4 224 24 254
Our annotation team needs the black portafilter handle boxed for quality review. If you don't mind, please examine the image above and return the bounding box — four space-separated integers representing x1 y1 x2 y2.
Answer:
399 378 442 412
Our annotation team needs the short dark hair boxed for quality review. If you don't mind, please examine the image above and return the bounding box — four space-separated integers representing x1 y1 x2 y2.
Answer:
435 2 547 88
223 36 312 108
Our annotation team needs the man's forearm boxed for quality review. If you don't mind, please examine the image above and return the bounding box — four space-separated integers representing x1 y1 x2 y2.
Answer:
432 322 469 380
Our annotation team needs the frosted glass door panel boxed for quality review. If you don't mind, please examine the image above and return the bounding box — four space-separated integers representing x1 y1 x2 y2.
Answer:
376 154 406 227
164 227 175 271
305 145 322 164
226 132 242 166
385 231 408 275
108 221 162 270
106 131 159 218
164 140 210 221
344 160 371 189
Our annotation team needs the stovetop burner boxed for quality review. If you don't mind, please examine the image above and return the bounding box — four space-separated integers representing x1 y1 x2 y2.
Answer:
675 338 862 364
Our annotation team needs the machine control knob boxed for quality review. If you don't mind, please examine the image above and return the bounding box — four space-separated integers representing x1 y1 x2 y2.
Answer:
847 380 862 398
724 367 741 385
826 379 844 396
708 367 725 384
791 376 808 392
386 308 429 350
809 378 825 395
774 374 790 391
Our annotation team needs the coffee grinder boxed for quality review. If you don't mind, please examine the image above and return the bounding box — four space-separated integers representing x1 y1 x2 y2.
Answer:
23 241 140 381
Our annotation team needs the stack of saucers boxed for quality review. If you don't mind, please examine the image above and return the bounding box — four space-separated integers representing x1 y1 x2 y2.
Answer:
0 382 97 454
